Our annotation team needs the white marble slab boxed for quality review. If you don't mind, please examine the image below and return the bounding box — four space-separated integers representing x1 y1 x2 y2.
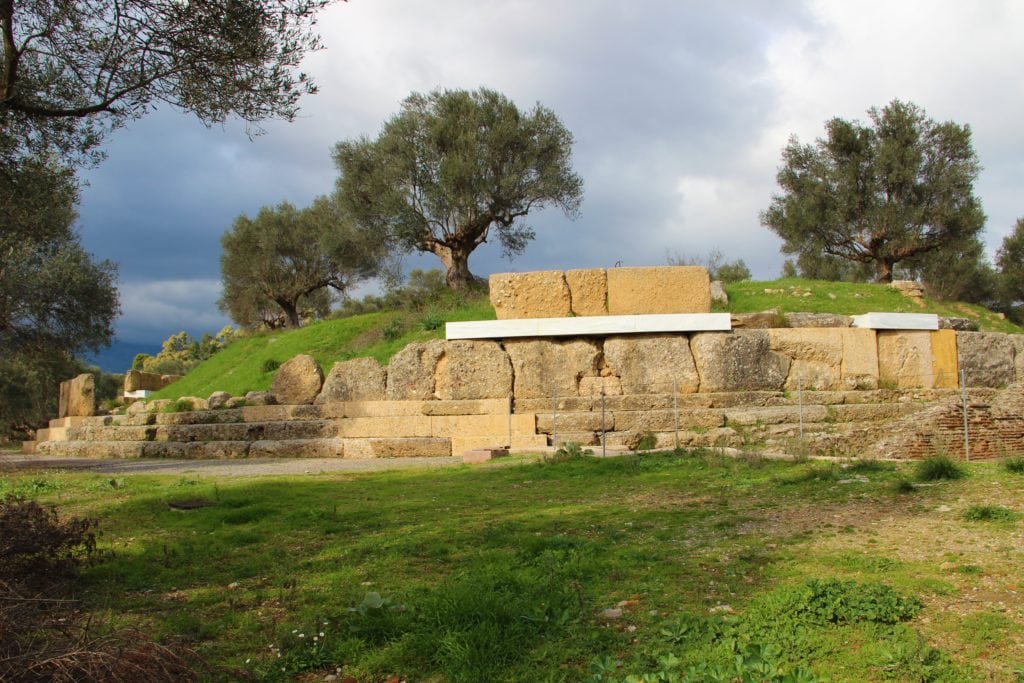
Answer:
850 312 939 330
446 313 732 340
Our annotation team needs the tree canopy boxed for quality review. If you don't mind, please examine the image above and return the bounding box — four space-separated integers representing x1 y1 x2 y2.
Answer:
996 218 1024 323
761 100 985 283
1 0 335 166
333 87 584 289
219 197 386 329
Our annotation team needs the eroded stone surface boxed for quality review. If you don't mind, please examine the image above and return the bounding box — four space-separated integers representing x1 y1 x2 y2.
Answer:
840 329 879 390
317 357 386 403
877 331 933 389
691 331 790 392
606 266 711 315
505 338 601 399
59 374 95 418
434 340 513 400
603 335 700 394
768 328 842 390
386 340 445 400
271 355 324 405
489 271 571 320
565 268 608 316
208 391 231 410
957 331 1016 388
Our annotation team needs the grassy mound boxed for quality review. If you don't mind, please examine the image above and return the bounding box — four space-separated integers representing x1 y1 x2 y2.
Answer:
155 279 1020 400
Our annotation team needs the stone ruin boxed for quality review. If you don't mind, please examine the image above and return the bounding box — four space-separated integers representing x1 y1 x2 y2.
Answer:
26 266 1024 462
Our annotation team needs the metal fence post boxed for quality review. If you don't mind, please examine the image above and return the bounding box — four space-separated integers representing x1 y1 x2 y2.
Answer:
601 386 607 458
797 377 804 441
961 369 970 461
551 384 557 448
673 379 679 450
507 393 513 449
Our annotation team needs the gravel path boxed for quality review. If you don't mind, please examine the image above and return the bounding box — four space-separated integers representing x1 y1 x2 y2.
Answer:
0 454 468 477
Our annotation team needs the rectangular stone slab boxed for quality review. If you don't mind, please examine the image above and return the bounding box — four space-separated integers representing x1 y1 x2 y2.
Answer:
446 313 731 340
851 312 939 330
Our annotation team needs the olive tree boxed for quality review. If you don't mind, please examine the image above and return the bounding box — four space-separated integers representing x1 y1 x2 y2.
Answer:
219 197 386 329
333 87 584 289
761 100 985 283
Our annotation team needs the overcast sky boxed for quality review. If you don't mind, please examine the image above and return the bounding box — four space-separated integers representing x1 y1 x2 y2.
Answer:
77 0 1024 349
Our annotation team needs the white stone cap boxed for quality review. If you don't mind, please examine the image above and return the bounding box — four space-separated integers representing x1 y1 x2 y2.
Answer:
123 389 152 399
850 312 939 330
446 313 731 340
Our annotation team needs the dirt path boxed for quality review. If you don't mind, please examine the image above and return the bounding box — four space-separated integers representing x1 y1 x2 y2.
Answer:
0 454 467 477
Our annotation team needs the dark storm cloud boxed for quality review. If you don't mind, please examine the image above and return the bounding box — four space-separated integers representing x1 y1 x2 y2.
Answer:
70 0 1024 347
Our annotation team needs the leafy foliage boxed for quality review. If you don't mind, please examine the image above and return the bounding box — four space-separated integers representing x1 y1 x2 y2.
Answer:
762 100 984 283
132 327 238 376
963 505 1018 522
667 248 751 283
334 87 584 288
219 197 388 328
0 0 334 168
996 218 1024 324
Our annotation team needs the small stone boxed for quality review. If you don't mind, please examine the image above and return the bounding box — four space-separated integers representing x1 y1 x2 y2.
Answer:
709 604 735 614
602 608 624 619
936 505 952 513
227 582 239 589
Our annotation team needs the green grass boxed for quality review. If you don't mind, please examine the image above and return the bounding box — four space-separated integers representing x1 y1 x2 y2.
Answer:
151 294 495 400
8 455 1024 681
724 278 1023 333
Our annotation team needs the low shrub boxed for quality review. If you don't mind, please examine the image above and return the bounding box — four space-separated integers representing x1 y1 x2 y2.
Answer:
0 496 96 585
963 505 1018 522
260 358 281 374
1002 456 1024 474
544 441 592 463
915 455 965 481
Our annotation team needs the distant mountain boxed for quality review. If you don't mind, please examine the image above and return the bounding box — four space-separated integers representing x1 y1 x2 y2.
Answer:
81 340 158 374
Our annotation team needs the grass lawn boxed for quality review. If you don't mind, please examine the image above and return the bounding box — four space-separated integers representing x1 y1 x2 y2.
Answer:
6 452 1024 681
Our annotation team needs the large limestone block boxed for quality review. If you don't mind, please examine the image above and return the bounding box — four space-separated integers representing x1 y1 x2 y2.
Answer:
957 331 1016 388
429 414 535 438
768 328 842 390
565 268 608 316
504 338 601 399
386 340 445 400
603 334 700 394
336 415 432 438
690 331 790 392
877 331 933 389
271 354 324 405
343 437 451 458
124 370 176 393
435 340 513 400
930 329 959 389
606 266 711 315
317 357 386 404
59 374 95 418
841 329 879 389
489 271 571 320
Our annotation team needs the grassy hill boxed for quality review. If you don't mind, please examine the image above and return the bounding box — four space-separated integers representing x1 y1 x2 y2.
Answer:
153 279 1021 400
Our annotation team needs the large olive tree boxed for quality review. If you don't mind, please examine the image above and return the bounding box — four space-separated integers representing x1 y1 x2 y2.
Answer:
333 87 584 289
761 100 985 283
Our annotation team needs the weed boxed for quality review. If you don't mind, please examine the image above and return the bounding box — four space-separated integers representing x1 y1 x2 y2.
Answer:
915 455 965 481
260 358 281 374
635 431 658 452
847 458 894 473
419 310 445 331
963 505 1018 522
893 478 916 494
1003 456 1024 474
163 399 194 414
544 441 592 463
382 316 405 341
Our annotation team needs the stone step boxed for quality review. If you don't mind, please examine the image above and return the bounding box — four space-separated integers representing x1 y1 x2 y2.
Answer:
33 436 454 459
65 420 338 443
21 441 36 454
